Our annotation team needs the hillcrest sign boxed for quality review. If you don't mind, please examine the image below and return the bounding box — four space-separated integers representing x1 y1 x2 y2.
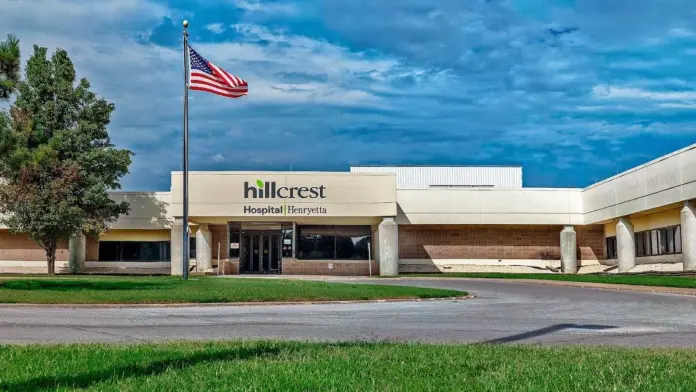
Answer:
244 180 327 200
170 171 398 218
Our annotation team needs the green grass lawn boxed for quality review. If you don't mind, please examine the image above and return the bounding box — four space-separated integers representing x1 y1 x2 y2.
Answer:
402 272 696 288
1 341 696 391
0 276 463 304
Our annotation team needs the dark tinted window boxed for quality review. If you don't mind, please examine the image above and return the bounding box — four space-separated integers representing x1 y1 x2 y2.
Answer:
229 227 241 258
676 226 682 253
606 237 617 259
633 225 681 257
98 242 120 261
190 238 196 259
666 228 675 253
635 232 644 257
98 241 170 262
297 226 334 259
335 226 371 260
281 223 293 257
297 225 371 260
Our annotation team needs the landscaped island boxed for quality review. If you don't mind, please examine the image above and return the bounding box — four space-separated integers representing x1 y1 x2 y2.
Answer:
0 276 464 304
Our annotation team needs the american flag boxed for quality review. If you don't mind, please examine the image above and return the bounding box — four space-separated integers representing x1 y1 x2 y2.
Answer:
188 46 248 98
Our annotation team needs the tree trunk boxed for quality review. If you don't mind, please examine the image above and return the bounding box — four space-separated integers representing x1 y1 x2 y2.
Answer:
45 241 57 276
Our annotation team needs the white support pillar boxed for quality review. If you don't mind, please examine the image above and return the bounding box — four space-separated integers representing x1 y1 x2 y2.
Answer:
196 223 213 272
68 234 86 274
681 201 696 271
171 218 184 276
560 225 577 274
616 217 636 273
378 217 399 276
292 221 297 258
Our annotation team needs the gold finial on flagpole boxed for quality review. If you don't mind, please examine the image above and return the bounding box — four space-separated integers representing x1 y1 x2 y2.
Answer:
183 20 189 28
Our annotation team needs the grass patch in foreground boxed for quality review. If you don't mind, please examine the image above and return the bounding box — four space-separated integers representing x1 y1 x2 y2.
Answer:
2 341 696 391
0 276 463 304
403 272 696 288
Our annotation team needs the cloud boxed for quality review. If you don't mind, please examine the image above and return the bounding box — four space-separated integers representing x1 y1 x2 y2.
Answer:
189 24 400 106
658 103 696 109
232 0 298 14
205 23 225 34
592 85 696 101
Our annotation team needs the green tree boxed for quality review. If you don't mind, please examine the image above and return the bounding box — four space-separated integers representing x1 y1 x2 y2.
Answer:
0 44 132 275
0 34 21 100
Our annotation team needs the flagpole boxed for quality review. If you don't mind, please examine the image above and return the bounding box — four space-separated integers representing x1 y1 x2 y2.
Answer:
182 20 190 280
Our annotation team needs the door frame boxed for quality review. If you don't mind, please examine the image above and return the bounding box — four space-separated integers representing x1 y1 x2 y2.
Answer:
240 230 282 274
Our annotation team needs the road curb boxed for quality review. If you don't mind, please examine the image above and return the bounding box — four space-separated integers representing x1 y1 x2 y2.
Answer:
0 295 474 309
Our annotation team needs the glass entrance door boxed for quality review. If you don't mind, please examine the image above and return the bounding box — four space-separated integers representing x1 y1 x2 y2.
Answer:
241 231 281 274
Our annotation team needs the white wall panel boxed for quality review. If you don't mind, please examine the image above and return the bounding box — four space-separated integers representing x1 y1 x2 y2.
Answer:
350 166 522 189
582 143 696 224
396 188 583 225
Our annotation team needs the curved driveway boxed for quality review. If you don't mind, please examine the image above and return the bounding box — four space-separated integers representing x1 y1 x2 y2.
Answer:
2 278 696 346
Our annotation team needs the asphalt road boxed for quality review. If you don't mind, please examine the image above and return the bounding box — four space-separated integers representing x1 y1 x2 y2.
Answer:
2 278 696 346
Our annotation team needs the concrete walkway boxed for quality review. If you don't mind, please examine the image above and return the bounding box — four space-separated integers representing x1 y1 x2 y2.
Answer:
226 274 696 296
2 277 696 346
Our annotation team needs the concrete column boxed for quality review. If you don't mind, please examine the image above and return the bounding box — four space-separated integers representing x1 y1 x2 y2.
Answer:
292 221 297 258
372 224 380 266
560 225 577 274
616 217 636 273
378 217 399 276
68 234 86 274
196 223 213 272
170 218 184 276
681 201 696 270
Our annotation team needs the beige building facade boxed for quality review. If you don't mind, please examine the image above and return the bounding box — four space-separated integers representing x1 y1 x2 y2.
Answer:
1 143 696 276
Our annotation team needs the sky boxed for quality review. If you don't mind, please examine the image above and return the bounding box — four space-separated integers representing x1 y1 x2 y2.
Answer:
2 0 696 191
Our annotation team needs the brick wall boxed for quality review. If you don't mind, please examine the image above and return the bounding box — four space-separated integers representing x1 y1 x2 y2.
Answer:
282 259 378 276
219 259 239 274
399 224 604 261
210 224 229 259
576 225 605 262
86 235 99 262
0 230 69 261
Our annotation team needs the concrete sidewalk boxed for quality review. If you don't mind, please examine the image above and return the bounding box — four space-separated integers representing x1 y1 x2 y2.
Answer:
484 278 696 296
220 274 696 296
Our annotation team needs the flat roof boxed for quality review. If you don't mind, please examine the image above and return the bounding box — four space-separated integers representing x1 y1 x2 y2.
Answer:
350 164 522 168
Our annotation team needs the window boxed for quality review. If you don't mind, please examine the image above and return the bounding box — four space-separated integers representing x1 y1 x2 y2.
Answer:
658 229 667 254
606 237 617 259
633 225 682 257
229 223 241 259
666 228 675 253
297 225 372 260
189 238 196 259
650 230 659 256
636 233 645 257
98 242 120 261
676 226 682 253
281 223 293 257
643 231 651 256
335 226 371 260
297 226 335 259
98 241 170 262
